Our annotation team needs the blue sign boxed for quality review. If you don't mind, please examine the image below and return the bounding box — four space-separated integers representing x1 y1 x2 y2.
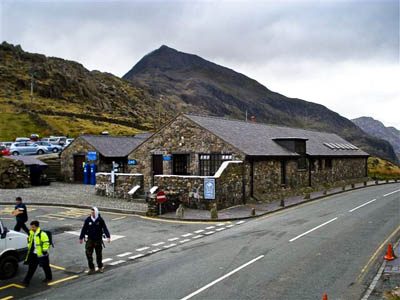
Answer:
128 160 137 165
204 178 215 200
87 151 97 161
163 155 172 161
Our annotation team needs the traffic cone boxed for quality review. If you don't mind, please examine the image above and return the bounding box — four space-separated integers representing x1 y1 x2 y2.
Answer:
384 243 395 261
322 293 328 300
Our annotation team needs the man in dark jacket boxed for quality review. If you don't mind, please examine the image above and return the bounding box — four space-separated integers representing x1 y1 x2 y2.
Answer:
79 207 110 274
14 197 29 234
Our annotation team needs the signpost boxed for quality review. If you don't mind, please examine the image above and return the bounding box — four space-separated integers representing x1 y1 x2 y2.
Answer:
156 191 166 215
204 178 215 200
87 151 97 161
163 155 172 161
128 160 137 165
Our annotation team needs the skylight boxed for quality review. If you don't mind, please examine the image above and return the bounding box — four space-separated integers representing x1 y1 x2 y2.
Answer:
323 142 358 150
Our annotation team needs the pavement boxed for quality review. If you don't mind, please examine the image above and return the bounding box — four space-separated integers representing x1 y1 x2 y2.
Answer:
0 183 398 300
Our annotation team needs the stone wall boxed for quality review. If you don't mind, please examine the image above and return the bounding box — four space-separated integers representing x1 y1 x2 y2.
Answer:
95 173 144 200
0 158 30 189
128 115 245 190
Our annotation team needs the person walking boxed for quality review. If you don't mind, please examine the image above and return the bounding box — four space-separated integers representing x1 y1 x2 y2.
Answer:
22 220 52 286
13 197 29 234
79 207 110 274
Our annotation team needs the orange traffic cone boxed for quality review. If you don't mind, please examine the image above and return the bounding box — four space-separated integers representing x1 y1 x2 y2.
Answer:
322 293 328 300
385 243 395 261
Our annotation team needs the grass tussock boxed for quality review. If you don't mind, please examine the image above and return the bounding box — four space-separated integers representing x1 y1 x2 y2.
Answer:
368 156 400 180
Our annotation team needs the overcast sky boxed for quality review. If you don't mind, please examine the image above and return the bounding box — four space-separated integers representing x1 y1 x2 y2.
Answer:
1 0 399 128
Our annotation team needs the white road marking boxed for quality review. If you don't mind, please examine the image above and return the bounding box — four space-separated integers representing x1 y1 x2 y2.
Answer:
206 226 215 229
180 239 191 244
129 254 145 260
194 229 204 233
236 221 245 225
205 231 215 235
64 231 125 242
182 233 193 237
152 242 165 246
117 252 132 257
136 247 150 252
216 227 226 231
108 260 125 266
102 258 113 263
163 243 177 249
226 225 234 228
180 255 264 300
168 237 179 241
349 199 377 213
289 217 338 242
192 235 203 239
217 223 225 226
383 189 400 197
149 248 161 253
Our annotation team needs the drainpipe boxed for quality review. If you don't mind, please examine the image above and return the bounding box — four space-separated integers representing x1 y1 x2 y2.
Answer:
250 159 254 198
242 161 246 205
308 157 312 187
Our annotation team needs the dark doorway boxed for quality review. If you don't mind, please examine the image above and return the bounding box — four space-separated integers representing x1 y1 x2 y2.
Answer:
74 155 85 183
173 154 190 175
152 155 163 175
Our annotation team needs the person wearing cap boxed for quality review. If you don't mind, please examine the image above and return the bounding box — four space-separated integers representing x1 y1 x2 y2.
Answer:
13 197 29 235
79 207 110 274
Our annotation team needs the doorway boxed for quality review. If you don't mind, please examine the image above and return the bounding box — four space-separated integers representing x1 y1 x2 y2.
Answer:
152 155 163 175
73 155 85 183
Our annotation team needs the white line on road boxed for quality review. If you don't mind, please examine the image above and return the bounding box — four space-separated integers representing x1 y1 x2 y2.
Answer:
108 260 126 266
236 221 245 225
349 199 377 212
216 227 226 231
117 252 132 257
136 247 150 252
226 225 234 228
168 237 179 241
194 230 204 233
180 239 191 244
149 248 161 253
217 223 225 226
206 226 215 229
164 243 177 249
205 231 215 235
180 255 264 300
383 189 400 197
192 235 203 239
129 254 145 260
289 217 338 242
182 233 193 237
102 258 113 263
152 242 165 246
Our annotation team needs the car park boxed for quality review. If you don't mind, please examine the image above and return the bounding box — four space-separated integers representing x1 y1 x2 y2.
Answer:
0 219 28 279
0 145 11 156
50 136 67 146
35 141 63 153
0 142 13 149
15 137 30 142
10 142 49 156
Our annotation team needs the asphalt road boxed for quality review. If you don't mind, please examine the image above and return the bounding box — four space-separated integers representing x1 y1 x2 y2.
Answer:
1 183 399 300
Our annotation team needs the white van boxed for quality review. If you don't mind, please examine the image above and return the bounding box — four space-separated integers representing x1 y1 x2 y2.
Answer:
0 219 28 279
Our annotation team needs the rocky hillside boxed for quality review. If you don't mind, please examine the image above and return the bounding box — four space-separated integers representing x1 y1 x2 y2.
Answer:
0 42 158 140
352 117 400 160
124 45 399 164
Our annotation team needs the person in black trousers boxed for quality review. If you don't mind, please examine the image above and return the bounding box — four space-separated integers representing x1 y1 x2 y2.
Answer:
14 197 29 234
79 207 111 274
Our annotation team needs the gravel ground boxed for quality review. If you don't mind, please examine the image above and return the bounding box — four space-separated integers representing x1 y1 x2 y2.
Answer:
0 182 148 212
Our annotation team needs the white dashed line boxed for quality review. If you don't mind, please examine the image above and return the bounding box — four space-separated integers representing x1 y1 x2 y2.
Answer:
383 189 400 197
217 223 225 227
164 243 177 249
289 217 338 242
117 252 132 257
102 258 113 263
205 231 215 235
349 199 376 212
194 229 205 233
168 237 179 241
216 227 226 231
136 247 150 252
206 226 215 229
182 233 193 237
129 254 145 260
226 225 234 228
149 248 161 253
192 235 203 239
236 221 245 225
152 242 165 246
180 239 191 244
108 260 126 266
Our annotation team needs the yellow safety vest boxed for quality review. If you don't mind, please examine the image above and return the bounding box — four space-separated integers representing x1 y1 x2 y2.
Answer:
25 228 50 261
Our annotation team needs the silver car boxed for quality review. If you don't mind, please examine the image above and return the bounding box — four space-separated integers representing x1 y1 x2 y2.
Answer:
10 142 49 156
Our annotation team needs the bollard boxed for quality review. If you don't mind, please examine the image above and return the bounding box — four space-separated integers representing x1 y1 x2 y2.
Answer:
176 204 184 219
375 180 379 185
210 204 218 220
351 183 355 188
386 179 389 183
304 193 310 200
342 186 346 191
250 208 256 216
323 190 327 195
364 181 367 186
280 199 285 207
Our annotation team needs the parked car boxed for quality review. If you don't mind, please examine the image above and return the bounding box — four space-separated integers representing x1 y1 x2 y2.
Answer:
0 142 13 149
35 141 63 153
0 146 11 156
50 136 67 146
10 142 49 156
65 138 74 146
0 219 28 279
15 137 30 142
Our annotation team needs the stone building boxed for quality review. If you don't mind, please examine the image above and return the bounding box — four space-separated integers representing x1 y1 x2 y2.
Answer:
61 133 151 182
124 114 369 210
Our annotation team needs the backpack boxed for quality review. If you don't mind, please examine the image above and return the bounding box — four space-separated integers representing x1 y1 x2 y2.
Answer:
40 230 54 248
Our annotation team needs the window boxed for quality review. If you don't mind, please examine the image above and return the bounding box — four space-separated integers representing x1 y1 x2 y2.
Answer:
173 154 190 175
325 159 332 169
199 153 232 176
297 156 307 170
281 160 287 185
310 159 315 171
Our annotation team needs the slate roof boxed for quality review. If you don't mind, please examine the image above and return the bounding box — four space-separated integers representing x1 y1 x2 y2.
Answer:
184 114 369 157
6 156 48 166
81 133 152 157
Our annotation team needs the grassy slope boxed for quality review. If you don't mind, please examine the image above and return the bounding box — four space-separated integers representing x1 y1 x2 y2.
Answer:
368 157 400 179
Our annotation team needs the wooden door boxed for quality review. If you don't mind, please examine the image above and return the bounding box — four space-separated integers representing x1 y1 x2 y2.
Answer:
74 155 85 182
152 155 163 175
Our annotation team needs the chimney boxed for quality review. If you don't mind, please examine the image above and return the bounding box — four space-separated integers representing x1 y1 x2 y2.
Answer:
250 116 255 123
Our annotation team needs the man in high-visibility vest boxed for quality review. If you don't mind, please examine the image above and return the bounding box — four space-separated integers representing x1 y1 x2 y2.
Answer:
21 220 52 286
